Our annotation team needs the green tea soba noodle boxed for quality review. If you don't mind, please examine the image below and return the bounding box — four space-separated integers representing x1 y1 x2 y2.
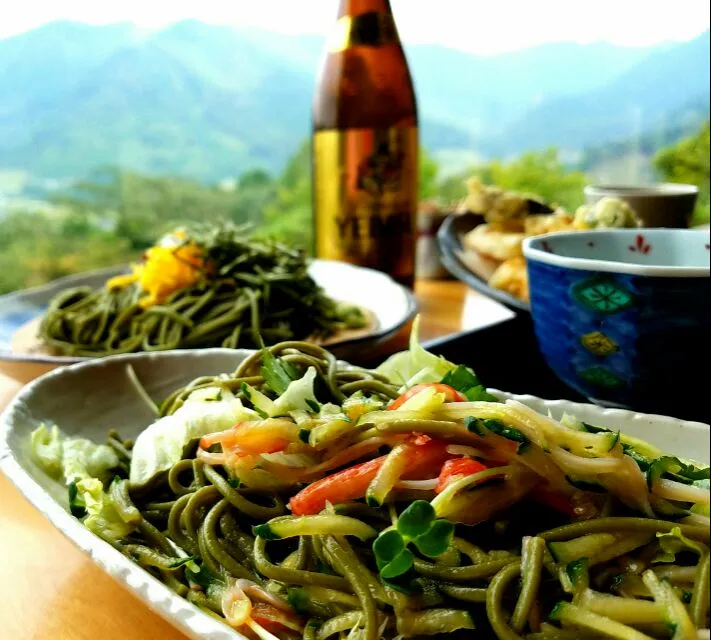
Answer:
31 327 711 639
38 224 366 357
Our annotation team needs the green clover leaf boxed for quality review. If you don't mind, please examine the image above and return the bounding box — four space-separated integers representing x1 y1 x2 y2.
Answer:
397 500 435 538
372 501 456 581
413 519 455 558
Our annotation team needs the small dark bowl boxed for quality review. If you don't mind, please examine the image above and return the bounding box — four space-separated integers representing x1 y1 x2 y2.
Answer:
584 183 699 228
523 228 711 415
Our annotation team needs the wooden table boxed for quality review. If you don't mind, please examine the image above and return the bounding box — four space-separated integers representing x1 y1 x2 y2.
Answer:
0 279 510 640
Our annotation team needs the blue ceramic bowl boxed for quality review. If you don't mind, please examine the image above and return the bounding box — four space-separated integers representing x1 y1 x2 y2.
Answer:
523 229 710 415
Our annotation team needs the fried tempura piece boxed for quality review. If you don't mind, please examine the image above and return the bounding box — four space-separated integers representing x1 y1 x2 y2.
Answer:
462 177 530 225
463 223 526 261
489 256 529 301
524 209 575 235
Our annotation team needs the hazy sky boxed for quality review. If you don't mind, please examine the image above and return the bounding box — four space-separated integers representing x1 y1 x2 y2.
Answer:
2 0 710 54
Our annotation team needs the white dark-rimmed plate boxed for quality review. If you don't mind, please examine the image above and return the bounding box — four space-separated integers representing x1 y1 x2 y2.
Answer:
0 260 417 370
1 349 708 640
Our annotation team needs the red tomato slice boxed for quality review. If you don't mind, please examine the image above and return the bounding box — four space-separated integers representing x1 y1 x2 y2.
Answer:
435 457 489 494
199 419 295 455
289 439 453 515
529 487 575 516
388 383 467 411
251 602 302 634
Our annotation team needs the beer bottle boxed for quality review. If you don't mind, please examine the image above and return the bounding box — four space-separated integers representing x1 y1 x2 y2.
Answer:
312 0 419 288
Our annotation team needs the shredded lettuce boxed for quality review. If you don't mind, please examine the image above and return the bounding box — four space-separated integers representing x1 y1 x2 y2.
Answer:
30 424 63 479
63 439 121 484
30 423 141 544
30 423 120 485
130 370 320 486
77 478 140 545
243 367 319 418
376 316 456 388
130 390 258 487
272 367 318 415
653 526 706 563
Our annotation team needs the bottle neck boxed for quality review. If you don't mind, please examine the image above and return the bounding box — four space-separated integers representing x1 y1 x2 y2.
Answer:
337 0 393 17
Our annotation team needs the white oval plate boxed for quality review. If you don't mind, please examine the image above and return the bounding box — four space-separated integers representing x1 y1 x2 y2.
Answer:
0 260 418 367
0 349 708 640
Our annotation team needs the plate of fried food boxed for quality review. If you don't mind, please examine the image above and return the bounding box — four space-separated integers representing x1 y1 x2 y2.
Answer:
437 177 642 310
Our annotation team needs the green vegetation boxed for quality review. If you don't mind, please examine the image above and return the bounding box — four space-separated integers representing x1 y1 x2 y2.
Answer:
438 147 587 211
1 122 709 296
653 121 710 226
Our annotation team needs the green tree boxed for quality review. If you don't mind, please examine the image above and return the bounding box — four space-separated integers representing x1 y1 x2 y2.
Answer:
654 121 710 225
0 208 133 294
52 167 248 249
477 148 586 211
262 141 313 250
434 147 587 212
419 148 439 200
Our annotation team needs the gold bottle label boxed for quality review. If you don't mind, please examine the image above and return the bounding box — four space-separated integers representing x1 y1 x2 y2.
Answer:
328 12 398 52
313 126 418 286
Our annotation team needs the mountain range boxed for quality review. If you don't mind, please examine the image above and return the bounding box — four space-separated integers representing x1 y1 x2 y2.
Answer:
0 20 708 183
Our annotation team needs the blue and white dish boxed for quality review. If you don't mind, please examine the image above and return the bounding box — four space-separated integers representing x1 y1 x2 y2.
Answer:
524 228 711 415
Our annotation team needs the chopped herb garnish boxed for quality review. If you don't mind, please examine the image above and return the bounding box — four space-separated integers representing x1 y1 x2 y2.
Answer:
260 349 301 395
440 365 498 402
186 561 219 589
287 587 310 614
68 480 87 518
464 386 499 402
441 365 481 392
305 398 321 413
169 555 199 569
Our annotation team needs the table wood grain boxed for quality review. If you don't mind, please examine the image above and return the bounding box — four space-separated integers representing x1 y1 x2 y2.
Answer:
0 279 502 640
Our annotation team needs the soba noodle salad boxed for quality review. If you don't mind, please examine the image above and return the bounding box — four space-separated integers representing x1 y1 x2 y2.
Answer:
31 320 710 640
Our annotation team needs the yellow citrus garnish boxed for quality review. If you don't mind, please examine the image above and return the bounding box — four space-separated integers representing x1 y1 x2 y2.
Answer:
106 241 204 308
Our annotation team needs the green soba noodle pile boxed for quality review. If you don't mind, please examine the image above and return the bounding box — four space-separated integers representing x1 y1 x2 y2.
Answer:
39 223 365 357
31 323 710 639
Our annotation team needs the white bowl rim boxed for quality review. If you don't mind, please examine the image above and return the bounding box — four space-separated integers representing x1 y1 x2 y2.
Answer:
584 183 700 197
523 228 711 278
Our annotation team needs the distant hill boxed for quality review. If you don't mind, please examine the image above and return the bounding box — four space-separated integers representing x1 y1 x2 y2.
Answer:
498 31 711 154
0 21 708 182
